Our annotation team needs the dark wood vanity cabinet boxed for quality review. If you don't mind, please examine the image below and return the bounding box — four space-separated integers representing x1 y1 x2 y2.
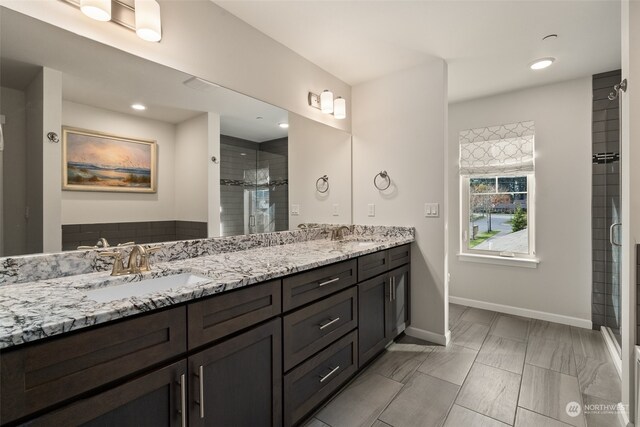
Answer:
1 243 412 427
358 245 411 368
21 360 187 427
188 318 282 427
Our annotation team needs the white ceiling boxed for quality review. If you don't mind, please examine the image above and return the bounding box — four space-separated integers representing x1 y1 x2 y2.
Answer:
1 7 289 142
215 0 622 102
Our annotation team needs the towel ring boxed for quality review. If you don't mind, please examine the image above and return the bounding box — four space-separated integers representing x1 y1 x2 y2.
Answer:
374 171 391 191
316 175 329 193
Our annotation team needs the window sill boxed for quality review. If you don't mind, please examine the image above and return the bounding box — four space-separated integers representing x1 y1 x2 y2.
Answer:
457 253 539 269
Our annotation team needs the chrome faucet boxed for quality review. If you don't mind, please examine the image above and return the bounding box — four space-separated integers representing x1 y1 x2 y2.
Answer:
331 226 351 241
100 245 162 276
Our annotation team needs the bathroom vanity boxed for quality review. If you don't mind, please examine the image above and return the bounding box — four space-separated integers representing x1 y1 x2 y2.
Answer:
0 227 413 426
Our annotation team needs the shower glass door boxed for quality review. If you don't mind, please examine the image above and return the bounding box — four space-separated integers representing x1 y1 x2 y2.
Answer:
220 136 288 237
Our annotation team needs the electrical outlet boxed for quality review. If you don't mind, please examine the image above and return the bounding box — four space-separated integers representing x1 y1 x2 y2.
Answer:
367 204 375 217
332 204 339 216
291 204 300 216
424 203 439 218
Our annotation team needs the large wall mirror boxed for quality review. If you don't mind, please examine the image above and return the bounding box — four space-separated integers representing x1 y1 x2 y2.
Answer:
0 7 352 257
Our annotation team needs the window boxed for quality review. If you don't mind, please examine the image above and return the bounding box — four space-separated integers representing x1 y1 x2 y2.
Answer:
459 121 536 259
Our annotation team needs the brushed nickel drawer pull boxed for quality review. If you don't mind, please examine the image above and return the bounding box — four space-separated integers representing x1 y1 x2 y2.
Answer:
318 277 339 287
179 374 186 427
392 276 396 301
319 366 340 383
195 365 205 419
319 317 341 330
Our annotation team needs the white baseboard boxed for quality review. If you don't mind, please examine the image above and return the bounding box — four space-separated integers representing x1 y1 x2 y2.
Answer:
449 296 592 329
405 326 450 346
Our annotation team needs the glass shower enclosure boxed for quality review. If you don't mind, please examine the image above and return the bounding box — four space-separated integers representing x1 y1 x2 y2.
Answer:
219 135 288 237
592 70 622 356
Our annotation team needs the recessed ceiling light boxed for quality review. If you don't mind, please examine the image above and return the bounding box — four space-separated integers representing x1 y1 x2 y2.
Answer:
530 57 555 70
279 123 289 129
131 103 147 111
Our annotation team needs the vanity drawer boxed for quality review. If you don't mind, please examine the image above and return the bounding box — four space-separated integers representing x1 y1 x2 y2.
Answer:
358 250 390 281
188 280 282 350
283 330 357 427
283 286 357 371
1 306 186 425
282 260 357 311
389 244 411 269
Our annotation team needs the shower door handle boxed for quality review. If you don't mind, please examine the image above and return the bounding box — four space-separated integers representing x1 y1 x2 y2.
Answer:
610 223 622 247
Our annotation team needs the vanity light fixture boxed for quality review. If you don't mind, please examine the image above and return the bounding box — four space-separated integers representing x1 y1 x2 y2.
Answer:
530 57 555 70
308 90 347 119
278 123 289 129
333 97 346 120
320 90 334 114
135 0 162 42
80 0 111 22
131 103 147 111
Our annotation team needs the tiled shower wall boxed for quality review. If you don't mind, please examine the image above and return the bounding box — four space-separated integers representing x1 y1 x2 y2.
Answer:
592 70 622 331
220 135 288 237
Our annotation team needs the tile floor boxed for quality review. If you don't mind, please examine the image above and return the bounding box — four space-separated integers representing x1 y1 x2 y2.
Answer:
303 304 622 427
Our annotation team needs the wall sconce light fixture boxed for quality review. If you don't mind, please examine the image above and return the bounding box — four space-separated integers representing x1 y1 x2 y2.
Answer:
80 0 111 21
135 0 162 42
308 89 346 119
65 0 162 42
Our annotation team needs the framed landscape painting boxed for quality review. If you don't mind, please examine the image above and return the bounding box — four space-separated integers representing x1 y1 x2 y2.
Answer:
62 127 157 193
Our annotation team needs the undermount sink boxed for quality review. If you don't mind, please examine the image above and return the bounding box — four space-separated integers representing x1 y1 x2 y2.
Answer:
83 273 211 303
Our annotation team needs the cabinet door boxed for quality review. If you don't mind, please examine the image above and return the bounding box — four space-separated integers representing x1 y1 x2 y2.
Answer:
357 274 391 368
189 318 282 427
23 360 187 427
389 264 410 338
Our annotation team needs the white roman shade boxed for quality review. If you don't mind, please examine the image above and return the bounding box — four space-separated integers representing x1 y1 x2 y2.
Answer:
459 121 535 176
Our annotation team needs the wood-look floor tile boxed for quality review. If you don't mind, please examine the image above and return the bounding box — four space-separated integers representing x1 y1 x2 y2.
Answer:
460 307 497 325
575 355 621 402
417 344 477 385
303 418 331 427
316 373 403 427
526 335 576 376
451 320 490 350
514 407 572 427
379 372 459 427
455 363 521 425
529 319 572 342
570 327 610 363
449 303 468 328
476 334 526 374
582 394 624 427
368 343 432 383
444 404 510 427
490 315 530 342
518 364 585 427
371 421 392 427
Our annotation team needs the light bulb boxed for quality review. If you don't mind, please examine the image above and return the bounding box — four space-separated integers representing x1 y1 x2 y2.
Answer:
333 97 346 119
80 0 111 21
135 0 162 42
320 90 334 114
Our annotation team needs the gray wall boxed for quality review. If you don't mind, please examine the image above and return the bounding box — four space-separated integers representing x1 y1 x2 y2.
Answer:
1 86 28 256
592 70 622 331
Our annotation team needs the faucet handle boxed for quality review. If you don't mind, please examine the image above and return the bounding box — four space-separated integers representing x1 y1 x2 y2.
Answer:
117 241 135 247
99 250 127 276
139 246 162 272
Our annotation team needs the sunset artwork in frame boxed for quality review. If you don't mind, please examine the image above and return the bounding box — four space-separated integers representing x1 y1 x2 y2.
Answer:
62 127 157 193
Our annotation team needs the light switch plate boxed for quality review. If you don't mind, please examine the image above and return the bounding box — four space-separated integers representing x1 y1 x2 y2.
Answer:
291 204 300 216
424 203 439 218
367 204 375 217
332 204 339 216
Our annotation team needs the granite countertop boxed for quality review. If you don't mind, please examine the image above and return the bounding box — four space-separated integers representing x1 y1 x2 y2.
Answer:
0 235 413 350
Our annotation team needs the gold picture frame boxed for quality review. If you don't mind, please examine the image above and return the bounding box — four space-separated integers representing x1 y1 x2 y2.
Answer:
62 126 157 193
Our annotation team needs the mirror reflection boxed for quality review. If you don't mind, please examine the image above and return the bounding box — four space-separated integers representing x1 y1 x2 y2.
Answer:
1 7 350 257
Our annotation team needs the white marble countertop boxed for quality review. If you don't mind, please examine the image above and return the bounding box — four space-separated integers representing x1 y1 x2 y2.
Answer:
0 235 413 350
